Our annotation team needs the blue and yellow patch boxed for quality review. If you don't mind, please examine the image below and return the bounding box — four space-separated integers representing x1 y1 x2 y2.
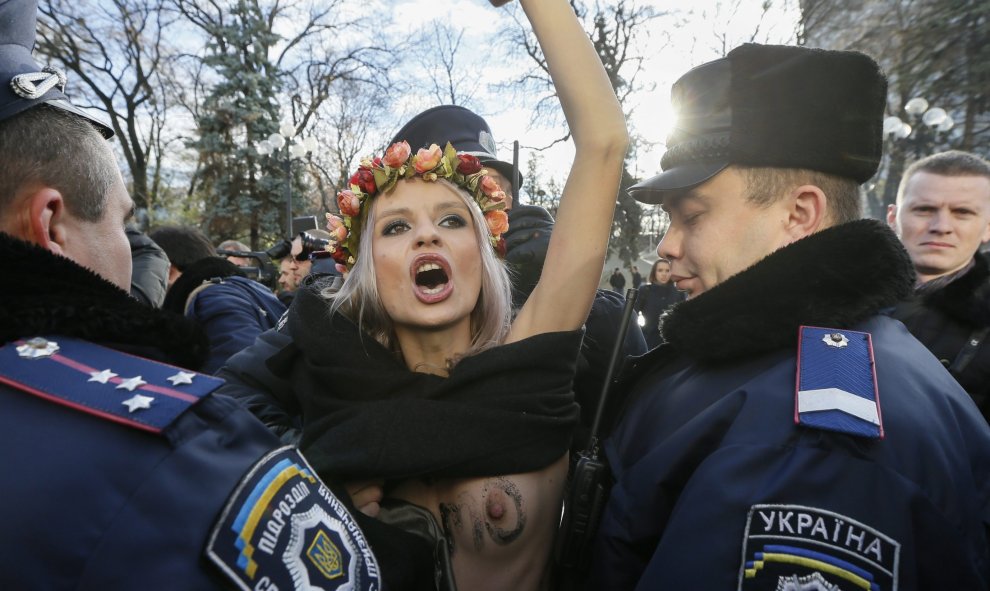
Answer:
207 446 380 591
738 504 900 590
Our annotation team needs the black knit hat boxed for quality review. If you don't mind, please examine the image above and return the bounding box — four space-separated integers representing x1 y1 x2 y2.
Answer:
0 0 113 136
389 105 522 189
630 43 887 203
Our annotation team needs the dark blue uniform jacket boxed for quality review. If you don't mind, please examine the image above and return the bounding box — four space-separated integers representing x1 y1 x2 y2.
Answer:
590 221 990 590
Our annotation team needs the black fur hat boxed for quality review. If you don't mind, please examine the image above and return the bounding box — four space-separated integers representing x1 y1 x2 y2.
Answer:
0 0 113 136
389 105 522 189
630 43 887 203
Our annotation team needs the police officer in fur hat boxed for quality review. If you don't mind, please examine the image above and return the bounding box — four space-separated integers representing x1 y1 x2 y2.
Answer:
589 44 990 589
0 1 378 588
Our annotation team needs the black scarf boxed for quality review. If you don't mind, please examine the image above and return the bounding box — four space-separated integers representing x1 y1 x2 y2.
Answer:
658 219 916 364
0 232 209 369
917 253 990 329
268 285 583 482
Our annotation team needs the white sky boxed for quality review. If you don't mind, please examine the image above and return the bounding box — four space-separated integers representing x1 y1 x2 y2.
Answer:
387 0 801 199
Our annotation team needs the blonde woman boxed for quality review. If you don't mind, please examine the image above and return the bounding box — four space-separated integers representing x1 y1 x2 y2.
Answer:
267 0 627 588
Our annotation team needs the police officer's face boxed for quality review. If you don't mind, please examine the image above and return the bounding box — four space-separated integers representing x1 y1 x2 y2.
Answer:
61 171 134 292
887 171 990 284
484 170 513 209
657 167 794 299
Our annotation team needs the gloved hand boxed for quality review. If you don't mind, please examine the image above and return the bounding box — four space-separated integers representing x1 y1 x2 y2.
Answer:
504 204 555 307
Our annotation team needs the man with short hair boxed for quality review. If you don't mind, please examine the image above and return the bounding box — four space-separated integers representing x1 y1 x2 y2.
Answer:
217 238 252 266
0 2 377 587
887 150 990 421
589 44 990 589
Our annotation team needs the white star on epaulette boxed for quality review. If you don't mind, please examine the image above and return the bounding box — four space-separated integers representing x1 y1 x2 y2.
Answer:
167 371 196 386
88 369 117 384
122 394 154 413
116 376 147 392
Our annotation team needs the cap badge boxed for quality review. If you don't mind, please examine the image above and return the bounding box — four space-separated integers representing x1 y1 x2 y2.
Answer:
11 66 67 100
16 337 60 359
822 332 848 348
478 129 497 156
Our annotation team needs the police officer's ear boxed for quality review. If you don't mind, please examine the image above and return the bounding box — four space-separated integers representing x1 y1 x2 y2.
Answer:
782 183 828 244
885 202 899 231
21 185 70 256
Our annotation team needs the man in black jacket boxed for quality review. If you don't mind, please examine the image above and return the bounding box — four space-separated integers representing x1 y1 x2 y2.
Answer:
887 150 990 421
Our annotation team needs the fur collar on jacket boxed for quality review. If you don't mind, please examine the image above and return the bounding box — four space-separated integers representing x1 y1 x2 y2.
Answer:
0 232 210 369
921 253 990 329
659 219 915 364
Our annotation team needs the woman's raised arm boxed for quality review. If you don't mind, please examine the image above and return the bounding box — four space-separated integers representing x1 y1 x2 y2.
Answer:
507 0 629 343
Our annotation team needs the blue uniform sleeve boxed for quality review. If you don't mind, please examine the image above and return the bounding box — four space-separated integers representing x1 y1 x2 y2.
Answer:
216 325 301 444
190 280 284 375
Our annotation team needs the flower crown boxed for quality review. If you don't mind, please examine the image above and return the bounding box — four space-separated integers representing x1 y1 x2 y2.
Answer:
324 141 509 271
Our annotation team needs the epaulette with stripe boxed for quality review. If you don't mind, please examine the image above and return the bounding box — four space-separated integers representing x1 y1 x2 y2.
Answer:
0 336 223 434
794 326 884 439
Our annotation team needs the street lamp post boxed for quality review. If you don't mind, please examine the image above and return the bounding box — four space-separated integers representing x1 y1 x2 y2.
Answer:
877 96 955 211
883 96 955 158
255 119 318 237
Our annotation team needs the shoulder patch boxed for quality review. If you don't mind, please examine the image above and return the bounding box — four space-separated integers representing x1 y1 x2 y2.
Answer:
207 446 381 591
738 503 900 590
0 336 221 434
795 326 883 439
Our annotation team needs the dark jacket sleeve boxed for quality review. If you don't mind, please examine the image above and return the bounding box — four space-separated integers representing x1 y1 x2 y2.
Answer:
127 226 170 308
572 289 648 450
188 278 286 375
216 324 302 444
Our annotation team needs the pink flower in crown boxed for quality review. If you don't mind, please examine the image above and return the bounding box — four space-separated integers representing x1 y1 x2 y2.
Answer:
383 141 411 168
325 214 348 242
337 190 362 217
480 174 504 197
484 209 509 236
487 189 507 205
456 154 482 175
413 144 443 174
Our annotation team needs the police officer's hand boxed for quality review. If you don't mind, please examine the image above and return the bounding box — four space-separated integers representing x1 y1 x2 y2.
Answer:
504 204 555 305
346 479 385 517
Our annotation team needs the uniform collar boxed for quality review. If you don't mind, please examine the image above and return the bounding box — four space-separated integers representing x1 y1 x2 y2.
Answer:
659 219 915 364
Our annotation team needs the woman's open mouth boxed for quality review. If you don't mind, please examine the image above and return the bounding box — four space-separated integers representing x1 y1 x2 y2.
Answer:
412 255 454 303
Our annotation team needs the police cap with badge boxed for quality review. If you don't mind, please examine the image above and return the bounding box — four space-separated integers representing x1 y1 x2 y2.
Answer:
628 43 886 201
0 0 113 136
389 104 524 190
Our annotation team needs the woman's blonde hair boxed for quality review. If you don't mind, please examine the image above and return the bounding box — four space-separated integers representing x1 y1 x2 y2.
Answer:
327 178 513 358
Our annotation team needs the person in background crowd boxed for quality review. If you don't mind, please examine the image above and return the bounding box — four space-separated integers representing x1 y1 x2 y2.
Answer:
126 224 169 307
149 225 286 374
888 150 990 423
630 265 643 289
217 238 252 266
278 256 298 295
634 257 684 349
608 266 626 291
590 43 990 589
0 2 377 588
287 228 331 285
